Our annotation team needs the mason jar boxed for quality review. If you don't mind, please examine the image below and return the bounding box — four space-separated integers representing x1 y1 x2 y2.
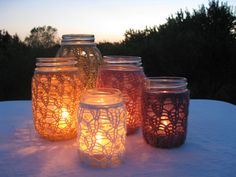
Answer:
96 56 145 135
32 57 81 141
142 77 190 148
77 88 126 168
57 34 103 91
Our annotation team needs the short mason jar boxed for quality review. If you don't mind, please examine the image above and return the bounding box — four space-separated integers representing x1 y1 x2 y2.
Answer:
77 88 126 168
142 77 190 148
32 57 81 141
56 34 103 91
96 56 145 135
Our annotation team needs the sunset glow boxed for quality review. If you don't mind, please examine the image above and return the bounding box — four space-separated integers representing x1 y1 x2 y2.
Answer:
1 0 235 42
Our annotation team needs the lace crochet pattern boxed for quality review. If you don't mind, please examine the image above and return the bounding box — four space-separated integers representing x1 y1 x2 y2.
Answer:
77 102 126 167
142 91 189 148
32 71 79 141
57 46 102 90
97 69 144 134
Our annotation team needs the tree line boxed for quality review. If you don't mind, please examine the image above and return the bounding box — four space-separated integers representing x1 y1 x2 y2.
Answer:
0 28 59 100
0 0 236 104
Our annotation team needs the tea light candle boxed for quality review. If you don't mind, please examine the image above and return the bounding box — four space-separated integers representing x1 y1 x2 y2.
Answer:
142 77 190 148
58 108 70 129
77 88 126 168
32 57 80 141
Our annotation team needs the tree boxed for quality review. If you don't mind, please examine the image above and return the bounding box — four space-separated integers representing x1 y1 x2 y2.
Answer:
0 30 31 100
0 29 59 101
24 26 60 48
99 0 236 104
150 0 236 102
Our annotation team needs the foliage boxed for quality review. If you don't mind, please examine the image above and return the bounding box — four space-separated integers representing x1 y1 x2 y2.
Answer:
98 0 236 104
25 26 60 48
0 30 59 100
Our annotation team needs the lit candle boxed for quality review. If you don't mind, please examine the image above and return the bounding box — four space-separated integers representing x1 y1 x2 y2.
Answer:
158 116 170 131
32 57 80 141
77 88 126 167
142 77 190 148
58 108 70 129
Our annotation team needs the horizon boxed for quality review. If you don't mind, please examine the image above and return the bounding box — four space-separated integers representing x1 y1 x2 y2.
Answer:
1 0 236 42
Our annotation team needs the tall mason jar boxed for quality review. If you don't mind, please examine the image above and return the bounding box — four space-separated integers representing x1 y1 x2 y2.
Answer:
96 56 145 135
142 77 190 148
32 57 81 141
57 34 102 91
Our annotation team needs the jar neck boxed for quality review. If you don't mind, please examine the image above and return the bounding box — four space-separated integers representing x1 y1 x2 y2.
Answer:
103 56 142 66
61 34 96 46
145 77 188 92
35 57 78 73
80 88 123 106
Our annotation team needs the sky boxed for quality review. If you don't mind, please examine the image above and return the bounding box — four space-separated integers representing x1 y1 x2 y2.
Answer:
0 0 236 42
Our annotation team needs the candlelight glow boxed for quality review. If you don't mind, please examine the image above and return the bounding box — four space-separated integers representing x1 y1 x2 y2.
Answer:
32 58 79 141
142 77 190 148
159 116 171 131
58 108 70 129
77 89 126 167
61 108 69 119
96 134 103 144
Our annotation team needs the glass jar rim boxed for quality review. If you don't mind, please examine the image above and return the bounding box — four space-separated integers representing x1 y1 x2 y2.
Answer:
147 76 187 82
36 57 77 67
36 57 76 62
80 88 124 106
103 55 142 65
62 34 94 41
86 88 121 96
146 76 188 90
61 34 95 45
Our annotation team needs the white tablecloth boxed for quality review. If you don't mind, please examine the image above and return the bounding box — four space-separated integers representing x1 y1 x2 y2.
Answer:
0 100 236 177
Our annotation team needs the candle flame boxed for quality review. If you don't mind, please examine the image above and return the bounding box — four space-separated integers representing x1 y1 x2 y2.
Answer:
159 116 170 131
162 120 169 126
96 134 103 144
96 98 105 103
62 110 69 119
58 108 69 129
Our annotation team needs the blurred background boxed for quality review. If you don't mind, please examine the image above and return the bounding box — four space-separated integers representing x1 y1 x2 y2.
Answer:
0 0 236 104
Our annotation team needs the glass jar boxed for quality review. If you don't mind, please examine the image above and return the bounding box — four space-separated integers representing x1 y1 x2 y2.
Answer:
142 77 190 148
77 88 126 168
57 34 103 91
96 56 145 135
32 57 81 141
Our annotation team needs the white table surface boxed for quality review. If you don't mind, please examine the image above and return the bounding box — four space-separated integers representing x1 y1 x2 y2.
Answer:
0 100 236 177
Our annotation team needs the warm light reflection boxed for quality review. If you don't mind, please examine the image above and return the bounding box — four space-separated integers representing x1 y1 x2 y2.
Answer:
77 89 126 167
96 134 103 144
96 98 104 103
158 116 171 133
32 70 79 141
58 108 70 129
61 108 69 119
161 116 170 126
142 81 189 148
